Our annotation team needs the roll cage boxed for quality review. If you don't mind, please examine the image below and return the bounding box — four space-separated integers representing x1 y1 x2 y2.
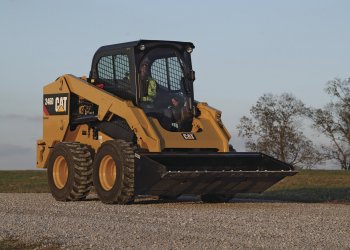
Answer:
89 40 195 108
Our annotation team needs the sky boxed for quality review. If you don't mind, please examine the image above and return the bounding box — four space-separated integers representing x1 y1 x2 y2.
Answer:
0 0 349 170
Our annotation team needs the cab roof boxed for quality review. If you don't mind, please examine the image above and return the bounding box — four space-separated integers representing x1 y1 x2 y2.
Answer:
94 40 195 55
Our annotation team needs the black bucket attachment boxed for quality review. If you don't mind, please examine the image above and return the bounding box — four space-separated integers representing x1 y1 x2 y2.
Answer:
134 152 297 197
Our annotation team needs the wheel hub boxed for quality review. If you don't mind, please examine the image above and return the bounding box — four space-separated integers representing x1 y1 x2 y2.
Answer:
53 156 68 189
99 155 116 191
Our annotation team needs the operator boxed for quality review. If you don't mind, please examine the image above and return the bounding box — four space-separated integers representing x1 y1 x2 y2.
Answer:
169 96 182 122
140 62 157 103
160 95 184 131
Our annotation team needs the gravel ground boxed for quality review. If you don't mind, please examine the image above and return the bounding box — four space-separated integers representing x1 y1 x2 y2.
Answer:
0 193 349 249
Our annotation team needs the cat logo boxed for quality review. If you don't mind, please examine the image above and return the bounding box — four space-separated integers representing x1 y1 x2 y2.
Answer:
182 133 196 140
43 93 69 115
55 96 68 113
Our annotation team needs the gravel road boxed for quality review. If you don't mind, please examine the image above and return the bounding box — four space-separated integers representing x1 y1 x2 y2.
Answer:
0 193 349 249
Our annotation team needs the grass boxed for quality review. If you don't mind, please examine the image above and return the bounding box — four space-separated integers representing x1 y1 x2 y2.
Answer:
236 170 350 202
0 238 59 250
0 170 49 193
0 170 349 202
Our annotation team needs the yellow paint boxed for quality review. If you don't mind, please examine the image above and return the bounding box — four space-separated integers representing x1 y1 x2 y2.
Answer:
37 74 231 168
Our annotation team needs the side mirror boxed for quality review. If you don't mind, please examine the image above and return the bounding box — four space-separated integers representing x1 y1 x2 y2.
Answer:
188 70 195 81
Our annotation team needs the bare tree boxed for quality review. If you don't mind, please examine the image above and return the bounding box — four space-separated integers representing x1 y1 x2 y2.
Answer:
311 78 350 170
237 93 323 169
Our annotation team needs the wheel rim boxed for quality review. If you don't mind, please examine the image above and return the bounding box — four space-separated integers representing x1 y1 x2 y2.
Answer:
99 155 116 191
53 156 68 189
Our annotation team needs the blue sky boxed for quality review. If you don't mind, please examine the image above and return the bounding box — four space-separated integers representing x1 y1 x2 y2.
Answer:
0 0 349 169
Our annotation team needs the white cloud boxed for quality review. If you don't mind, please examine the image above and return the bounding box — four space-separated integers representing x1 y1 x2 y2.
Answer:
0 144 32 156
0 144 35 170
0 114 41 122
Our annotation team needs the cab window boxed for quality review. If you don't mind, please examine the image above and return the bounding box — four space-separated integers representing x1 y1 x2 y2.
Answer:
97 54 133 99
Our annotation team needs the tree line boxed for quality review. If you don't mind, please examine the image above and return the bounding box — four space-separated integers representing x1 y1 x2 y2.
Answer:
237 78 350 170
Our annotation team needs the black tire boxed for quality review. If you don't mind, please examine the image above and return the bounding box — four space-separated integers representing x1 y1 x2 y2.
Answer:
47 142 93 201
201 194 232 203
229 144 236 152
93 139 135 204
86 145 96 160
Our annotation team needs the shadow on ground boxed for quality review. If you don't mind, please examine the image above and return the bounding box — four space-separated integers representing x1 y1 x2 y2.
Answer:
82 188 350 205
235 188 350 204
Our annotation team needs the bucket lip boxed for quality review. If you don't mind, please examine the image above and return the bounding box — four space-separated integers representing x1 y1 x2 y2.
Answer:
135 151 295 171
138 151 271 157
162 170 298 180
164 170 298 173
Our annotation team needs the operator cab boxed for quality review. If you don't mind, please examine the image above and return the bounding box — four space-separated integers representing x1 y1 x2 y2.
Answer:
90 40 196 132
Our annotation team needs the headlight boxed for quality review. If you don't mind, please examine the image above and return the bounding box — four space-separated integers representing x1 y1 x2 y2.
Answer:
186 46 193 53
216 112 222 122
216 112 224 127
139 44 146 51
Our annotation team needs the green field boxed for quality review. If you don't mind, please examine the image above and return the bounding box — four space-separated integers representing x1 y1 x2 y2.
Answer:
0 170 349 202
0 238 59 250
0 170 49 193
237 170 350 202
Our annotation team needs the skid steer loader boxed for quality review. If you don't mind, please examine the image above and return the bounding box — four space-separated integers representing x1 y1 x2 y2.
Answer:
36 40 296 204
